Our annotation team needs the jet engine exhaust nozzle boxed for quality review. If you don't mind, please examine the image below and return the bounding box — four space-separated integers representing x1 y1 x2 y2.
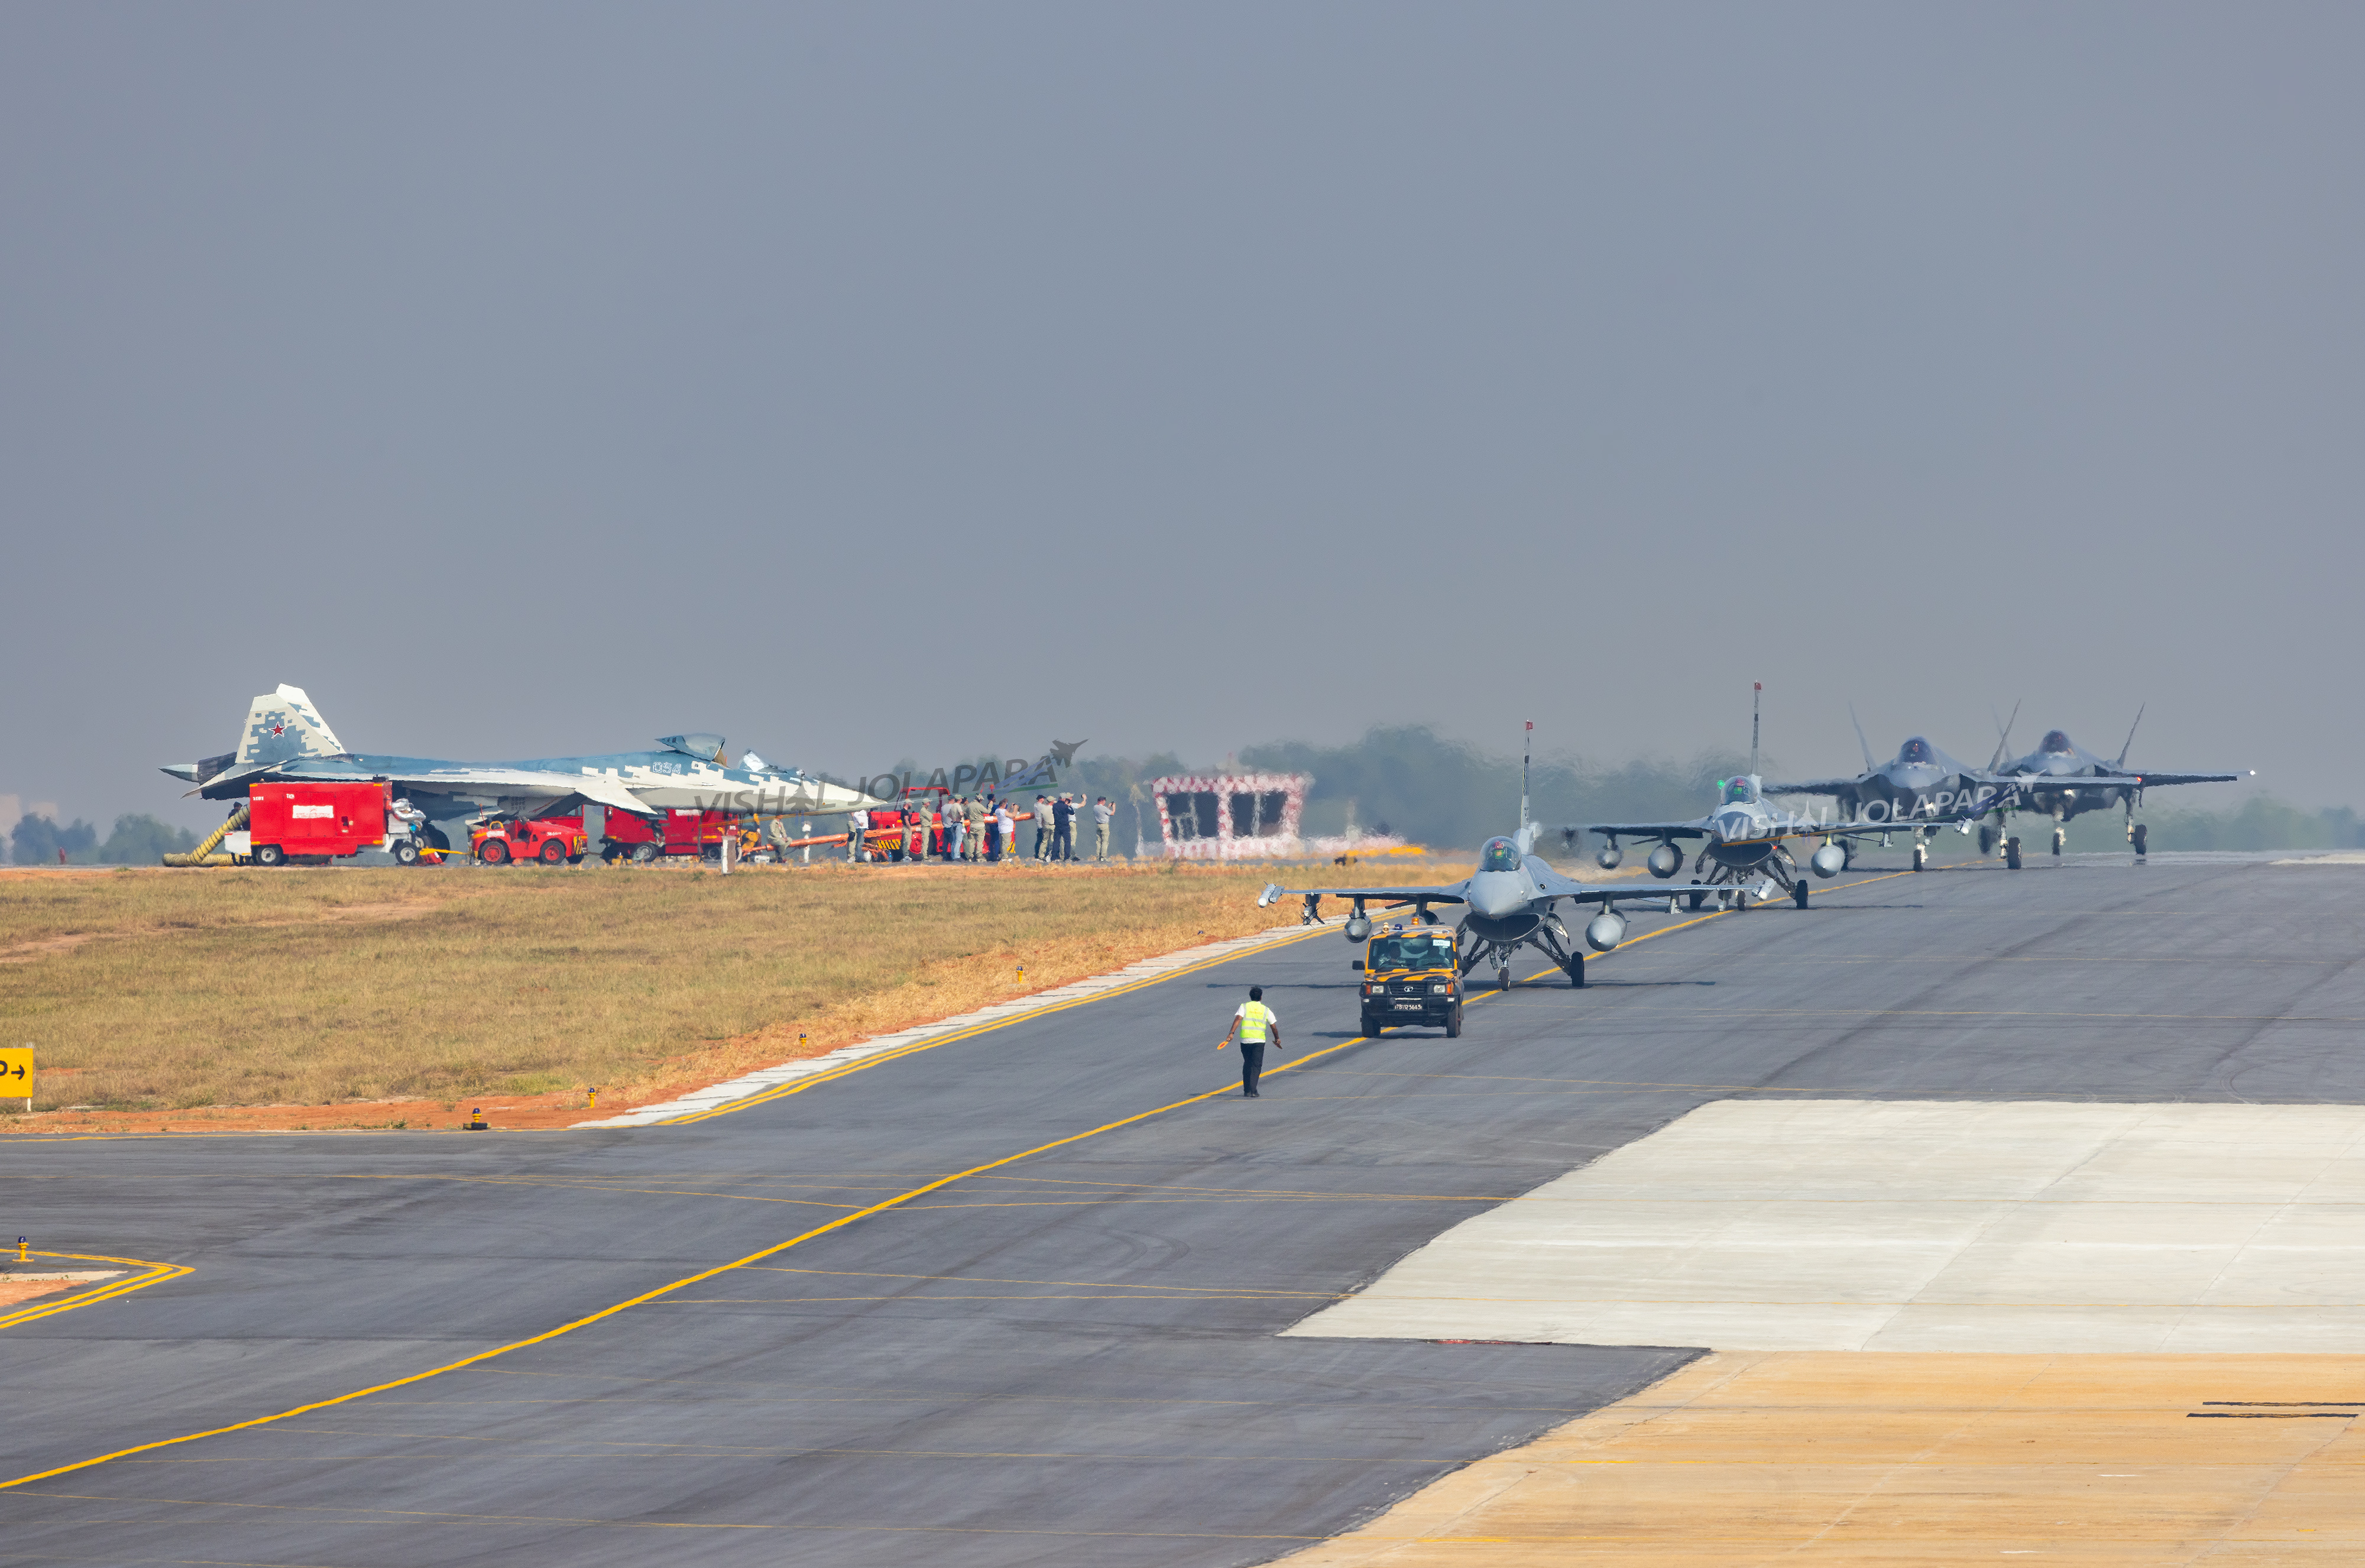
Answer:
1809 844 1846 879
1646 843 1682 879
1584 912 1628 953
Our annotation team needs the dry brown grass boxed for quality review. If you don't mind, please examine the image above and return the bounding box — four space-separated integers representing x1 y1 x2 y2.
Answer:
0 859 1469 1123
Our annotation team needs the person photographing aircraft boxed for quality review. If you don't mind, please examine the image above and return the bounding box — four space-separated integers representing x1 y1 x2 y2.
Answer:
1219 987 1282 1098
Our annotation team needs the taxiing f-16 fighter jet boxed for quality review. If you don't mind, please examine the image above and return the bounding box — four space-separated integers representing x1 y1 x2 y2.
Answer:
162 685 886 853
1978 704 2249 862
1256 724 1693 992
1573 686 1989 898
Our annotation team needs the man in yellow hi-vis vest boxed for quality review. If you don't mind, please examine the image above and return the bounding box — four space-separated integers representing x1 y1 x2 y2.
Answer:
1220 986 1282 1098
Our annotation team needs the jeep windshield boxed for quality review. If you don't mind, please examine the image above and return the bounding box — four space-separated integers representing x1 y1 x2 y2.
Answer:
1368 934 1457 973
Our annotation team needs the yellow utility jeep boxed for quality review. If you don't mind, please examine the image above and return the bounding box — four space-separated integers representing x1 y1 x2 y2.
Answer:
1353 922 1465 1037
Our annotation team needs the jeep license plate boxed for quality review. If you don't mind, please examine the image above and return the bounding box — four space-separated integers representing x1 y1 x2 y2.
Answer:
1392 1000 1424 1010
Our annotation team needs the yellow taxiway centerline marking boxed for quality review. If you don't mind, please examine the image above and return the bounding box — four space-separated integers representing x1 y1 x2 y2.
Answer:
0 867 1911 1488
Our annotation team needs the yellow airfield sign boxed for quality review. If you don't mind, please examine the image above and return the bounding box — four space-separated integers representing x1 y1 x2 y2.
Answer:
0 1048 30 1100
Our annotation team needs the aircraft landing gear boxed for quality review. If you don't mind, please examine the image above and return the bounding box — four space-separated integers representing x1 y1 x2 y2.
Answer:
1494 963 1511 991
1687 889 1707 912
1567 953 1585 988
1793 879 1809 909
1978 823 1998 856
2006 837 2023 870
1912 841 1927 872
1734 888 1754 911
2132 822 2149 857
2052 825 2066 857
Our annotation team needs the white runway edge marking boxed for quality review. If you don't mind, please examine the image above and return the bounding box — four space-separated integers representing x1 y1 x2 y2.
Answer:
572 922 1321 1128
1285 1100 2365 1353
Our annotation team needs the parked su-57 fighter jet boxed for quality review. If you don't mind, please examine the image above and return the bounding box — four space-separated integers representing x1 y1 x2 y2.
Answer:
162 685 885 853
1256 725 1692 992
1979 705 2250 861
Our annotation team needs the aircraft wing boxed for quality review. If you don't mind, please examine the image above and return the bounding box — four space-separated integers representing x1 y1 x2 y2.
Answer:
1579 819 1709 841
1526 863 1719 903
370 767 667 816
1760 776 1867 796
2124 770 2246 788
1256 881 1470 911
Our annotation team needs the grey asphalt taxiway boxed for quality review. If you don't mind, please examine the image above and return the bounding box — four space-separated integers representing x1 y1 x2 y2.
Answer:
4 853 2363 1566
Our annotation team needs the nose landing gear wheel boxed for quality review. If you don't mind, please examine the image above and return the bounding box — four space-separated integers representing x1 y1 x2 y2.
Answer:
2052 827 2065 856
1793 880 1809 909
2006 837 2023 869
1912 844 1926 872
1687 889 1706 912
2131 823 2149 857
1495 965 1510 991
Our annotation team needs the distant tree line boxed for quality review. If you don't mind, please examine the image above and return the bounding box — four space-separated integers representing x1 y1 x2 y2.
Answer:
2062 796 2365 854
8 814 199 865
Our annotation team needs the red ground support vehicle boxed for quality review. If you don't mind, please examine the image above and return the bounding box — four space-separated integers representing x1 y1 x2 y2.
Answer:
242 781 393 867
471 813 590 866
600 807 739 864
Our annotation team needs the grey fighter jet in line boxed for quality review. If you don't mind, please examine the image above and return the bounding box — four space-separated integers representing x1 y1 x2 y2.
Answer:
1256 726 1695 991
163 685 886 853
1577 774 1887 909
1979 705 2250 861
1576 688 1984 897
1760 709 2018 870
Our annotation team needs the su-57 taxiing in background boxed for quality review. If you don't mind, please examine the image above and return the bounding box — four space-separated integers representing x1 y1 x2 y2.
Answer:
162 685 885 855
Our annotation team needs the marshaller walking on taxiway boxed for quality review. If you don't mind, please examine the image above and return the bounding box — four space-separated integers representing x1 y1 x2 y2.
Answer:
1219 986 1281 1097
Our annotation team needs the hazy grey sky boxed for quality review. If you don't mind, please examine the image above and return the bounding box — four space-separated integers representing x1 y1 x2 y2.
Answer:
5 4 2357 831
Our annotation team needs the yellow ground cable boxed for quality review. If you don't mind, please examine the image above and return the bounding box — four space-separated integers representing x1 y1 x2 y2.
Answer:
0 1251 193 1334
161 805 250 867
0 866 1914 1487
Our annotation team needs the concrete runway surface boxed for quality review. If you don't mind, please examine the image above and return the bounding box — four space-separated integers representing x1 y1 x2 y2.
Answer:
2 853 2360 1566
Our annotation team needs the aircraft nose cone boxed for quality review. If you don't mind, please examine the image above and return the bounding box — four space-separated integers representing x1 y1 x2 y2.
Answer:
1469 872 1525 919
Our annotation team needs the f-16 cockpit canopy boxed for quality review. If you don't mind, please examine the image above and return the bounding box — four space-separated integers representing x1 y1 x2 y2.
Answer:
658 734 728 763
1896 737 1935 765
2040 730 2075 754
1480 837 1522 872
1722 777 1760 805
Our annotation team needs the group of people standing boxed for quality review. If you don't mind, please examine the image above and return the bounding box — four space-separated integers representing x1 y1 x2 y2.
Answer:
838 793 1118 865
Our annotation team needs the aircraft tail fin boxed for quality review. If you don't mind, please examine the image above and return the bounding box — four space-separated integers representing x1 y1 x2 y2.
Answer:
1848 702 1875 773
1988 699 2021 771
1515 721 1536 853
2114 703 2146 767
235 684 347 768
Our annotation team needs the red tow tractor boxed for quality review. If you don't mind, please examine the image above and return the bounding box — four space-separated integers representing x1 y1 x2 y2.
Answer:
469 814 591 866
